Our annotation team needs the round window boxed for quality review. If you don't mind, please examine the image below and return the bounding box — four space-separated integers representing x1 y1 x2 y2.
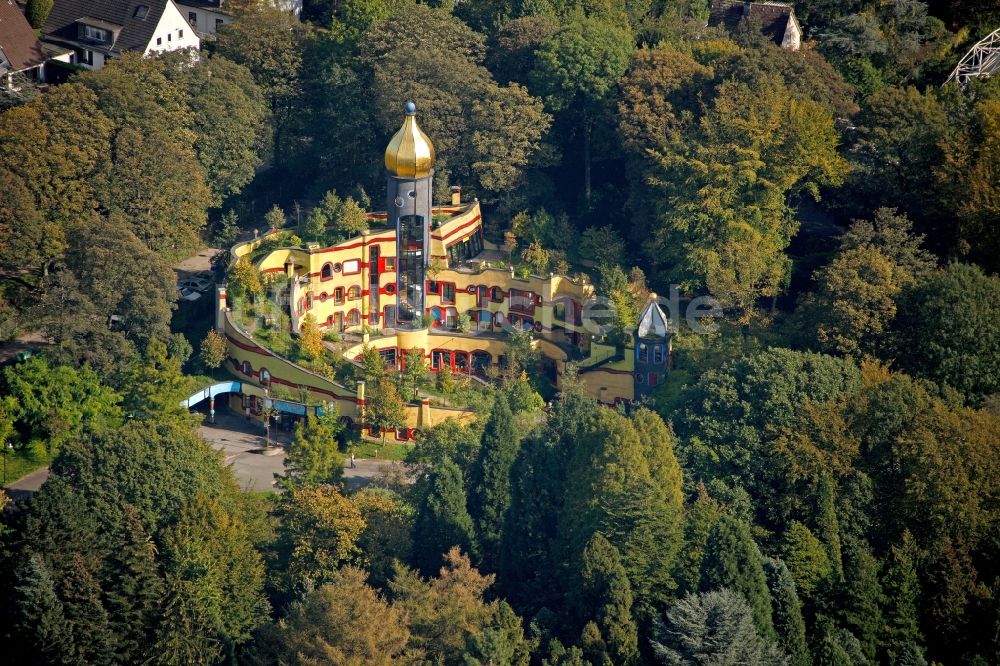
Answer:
635 373 644 383
394 196 405 207
407 190 417 199
333 263 342 273
385 283 396 294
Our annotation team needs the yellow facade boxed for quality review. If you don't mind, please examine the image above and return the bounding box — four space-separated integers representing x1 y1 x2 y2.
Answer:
223 195 650 439
212 104 668 437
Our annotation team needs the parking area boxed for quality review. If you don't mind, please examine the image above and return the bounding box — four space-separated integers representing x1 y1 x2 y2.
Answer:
197 411 404 493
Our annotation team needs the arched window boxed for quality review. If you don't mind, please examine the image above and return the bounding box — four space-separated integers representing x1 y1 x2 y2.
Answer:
241 360 252 376
637 343 648 363
432 349 449 370
321 263 333 280
259 368 271 385
347 285 361 301
454 351 469 372
653 345 665 364
491 287 503 303
471 351 491 375
346 309 360 327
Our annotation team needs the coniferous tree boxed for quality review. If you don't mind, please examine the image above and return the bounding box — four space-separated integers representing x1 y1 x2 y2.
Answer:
60 553 114 665
25 0 53 28
153 577 223 665
923 535 976 657
462 600 534 666
105 506 164 666
651 589 784 665
469 394 519 568
881 531 923 663
837 537 883 661
17 476 102 577
781 521 833 600
699 514 775 640
577 533 639 666
812 614 869 666
412 458 478 575
497 390 598 614
763 557 810 666
815 473 844 581
672 483 723 594
13 553 76 664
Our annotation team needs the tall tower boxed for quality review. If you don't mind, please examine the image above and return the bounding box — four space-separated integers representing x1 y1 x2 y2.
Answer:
385 102 435 330
633 293 671 400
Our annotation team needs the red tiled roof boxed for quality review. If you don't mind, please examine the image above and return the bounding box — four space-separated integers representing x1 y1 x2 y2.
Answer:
0 0 47 71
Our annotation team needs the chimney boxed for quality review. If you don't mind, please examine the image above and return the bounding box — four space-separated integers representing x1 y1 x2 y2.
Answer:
450 185 462 206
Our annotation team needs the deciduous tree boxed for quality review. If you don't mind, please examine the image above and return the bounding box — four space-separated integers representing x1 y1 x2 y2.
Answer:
284 411 344 488
893 262 1000 404
159 495 267 651
391 547 495 664
280 567 410 665
200 330 228 375
272 485 365 596
354 488 414 588
530 16 633 207
365 377 407 443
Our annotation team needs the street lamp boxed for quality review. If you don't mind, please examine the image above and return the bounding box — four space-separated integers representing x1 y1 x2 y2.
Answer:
3 442 12 485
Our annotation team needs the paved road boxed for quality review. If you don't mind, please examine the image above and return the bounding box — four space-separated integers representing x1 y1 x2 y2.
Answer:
0 331 49 363
4 414 403 499
5 467 50 501
198 414 403 493
174 247 221 276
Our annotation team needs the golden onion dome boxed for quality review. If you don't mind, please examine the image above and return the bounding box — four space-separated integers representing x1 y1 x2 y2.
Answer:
384 101 435 179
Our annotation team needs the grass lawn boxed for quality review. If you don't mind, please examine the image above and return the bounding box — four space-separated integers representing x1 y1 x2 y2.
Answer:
347 438 411 461
3 441 53 485
184 368 241 395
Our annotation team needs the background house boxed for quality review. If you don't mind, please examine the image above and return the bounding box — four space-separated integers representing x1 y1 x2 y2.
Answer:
175 0 231 38
41 0 200 70
0 0 66 87
709 0 802 50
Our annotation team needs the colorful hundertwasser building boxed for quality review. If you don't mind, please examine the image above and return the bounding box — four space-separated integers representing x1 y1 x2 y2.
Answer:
214 104 672 437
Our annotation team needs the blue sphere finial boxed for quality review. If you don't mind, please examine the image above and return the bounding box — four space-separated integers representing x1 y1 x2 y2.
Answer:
405 101 417 115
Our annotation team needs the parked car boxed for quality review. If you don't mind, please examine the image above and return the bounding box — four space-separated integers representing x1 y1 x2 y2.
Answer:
179 276 213 292
178 287 201 302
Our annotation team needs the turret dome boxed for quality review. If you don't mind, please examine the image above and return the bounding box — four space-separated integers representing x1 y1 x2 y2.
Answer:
384 102 435 179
